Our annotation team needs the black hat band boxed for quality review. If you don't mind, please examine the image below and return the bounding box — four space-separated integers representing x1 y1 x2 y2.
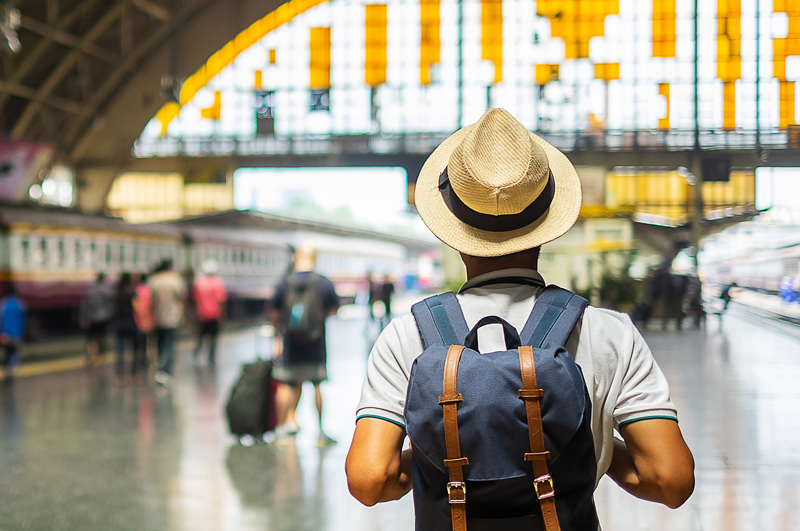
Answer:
437 166 556 233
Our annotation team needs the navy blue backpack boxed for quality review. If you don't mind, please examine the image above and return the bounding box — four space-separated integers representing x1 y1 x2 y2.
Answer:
405 285 598 531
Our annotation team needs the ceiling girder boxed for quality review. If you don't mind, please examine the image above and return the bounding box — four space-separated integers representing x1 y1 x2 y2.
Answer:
132 0 172 22
20 14 119 63
0 79 85 115
68 0 219 161
5 0 181 143
0 0 104 110
11 4 130 139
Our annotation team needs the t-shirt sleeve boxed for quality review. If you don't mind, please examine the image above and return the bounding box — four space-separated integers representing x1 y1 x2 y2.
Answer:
355 316 418 429
613 317 678 428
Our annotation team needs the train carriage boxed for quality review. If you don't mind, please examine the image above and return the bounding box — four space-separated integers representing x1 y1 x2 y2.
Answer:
0 204 183 336
0 205 438 339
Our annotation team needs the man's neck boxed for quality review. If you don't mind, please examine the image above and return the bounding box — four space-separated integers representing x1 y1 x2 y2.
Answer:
460 251 539 280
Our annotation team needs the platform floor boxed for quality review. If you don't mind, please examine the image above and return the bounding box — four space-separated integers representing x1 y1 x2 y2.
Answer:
1 307 799 531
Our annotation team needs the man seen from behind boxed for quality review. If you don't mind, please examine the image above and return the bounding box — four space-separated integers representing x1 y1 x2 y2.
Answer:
345 108 694 530
269 246 340 445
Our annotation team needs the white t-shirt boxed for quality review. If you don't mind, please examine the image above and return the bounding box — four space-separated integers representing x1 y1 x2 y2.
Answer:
355 268 678 484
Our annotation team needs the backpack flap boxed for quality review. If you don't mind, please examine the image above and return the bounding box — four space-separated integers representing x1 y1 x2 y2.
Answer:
405 342 587 481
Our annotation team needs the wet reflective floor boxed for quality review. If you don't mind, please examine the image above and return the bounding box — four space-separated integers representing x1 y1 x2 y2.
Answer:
1 307 799 531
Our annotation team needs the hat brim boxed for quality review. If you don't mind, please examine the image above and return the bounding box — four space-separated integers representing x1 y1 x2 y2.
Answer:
414 124 583 257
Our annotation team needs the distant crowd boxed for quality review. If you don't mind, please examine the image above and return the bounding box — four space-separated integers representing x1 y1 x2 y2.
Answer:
76 258 228 387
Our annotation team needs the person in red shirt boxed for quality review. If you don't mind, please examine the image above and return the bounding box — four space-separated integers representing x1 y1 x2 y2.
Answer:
132 272 154 381
193 260 228 365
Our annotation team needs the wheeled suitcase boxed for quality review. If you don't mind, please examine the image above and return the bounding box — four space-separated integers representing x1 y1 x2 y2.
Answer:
226 358 278 443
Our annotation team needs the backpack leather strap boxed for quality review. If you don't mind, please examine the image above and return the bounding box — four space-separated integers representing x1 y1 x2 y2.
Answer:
440 344 468 531
518 345 561 531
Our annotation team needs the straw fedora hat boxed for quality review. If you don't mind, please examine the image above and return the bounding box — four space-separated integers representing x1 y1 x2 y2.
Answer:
414 108 582 257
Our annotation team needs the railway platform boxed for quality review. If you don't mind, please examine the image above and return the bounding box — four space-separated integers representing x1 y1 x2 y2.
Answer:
1 303 799 531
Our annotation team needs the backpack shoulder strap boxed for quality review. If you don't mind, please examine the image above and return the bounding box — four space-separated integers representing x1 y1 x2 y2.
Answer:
519 285 589 348
411 292 470 349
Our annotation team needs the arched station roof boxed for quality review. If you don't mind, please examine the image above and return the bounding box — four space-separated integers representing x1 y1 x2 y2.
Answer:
0 0 283 210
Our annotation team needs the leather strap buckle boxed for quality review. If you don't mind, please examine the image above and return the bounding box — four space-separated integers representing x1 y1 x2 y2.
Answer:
534 474 555 500
446 481 467 504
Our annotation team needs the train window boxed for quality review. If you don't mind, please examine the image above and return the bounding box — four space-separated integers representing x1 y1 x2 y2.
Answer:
105 243 112 266
74 240 82 268
39 238 48 267
90 241 97 267
145 246 152 268
132 244 139 267
58 239 66 267
120 243 126 267
21 238 30 266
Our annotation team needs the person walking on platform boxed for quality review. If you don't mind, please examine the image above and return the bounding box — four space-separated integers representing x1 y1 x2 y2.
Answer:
346 109 695 528
366 271 378 321
148 259 187 387
79 273 113 368
112 272 140 384
379 274 395 324
131 272 152 381
0 285 25 382
269 246 340 445
192 260 227 366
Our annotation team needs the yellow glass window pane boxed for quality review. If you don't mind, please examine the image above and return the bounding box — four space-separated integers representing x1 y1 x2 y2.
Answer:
309 27 331 89
535 64 558 85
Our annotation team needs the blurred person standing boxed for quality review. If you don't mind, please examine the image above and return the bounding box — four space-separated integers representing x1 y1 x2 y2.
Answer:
131 272 152 381
379 274 395 323
112 272 139 384
0 285 25 382
269 246 340 444
79 273 113 367
192 260 227 366
365 271 378 320
148 259 187 387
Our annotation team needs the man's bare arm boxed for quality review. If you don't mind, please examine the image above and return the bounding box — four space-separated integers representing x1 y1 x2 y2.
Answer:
345 417 413 506
605 418 695 508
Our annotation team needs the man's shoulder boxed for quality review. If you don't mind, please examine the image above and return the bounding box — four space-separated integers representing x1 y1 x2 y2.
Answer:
582 304 637 330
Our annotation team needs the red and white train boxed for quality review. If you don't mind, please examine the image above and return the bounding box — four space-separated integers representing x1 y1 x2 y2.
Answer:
0 204 438 338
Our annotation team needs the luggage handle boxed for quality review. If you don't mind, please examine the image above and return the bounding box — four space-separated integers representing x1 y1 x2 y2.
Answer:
464 316 521 352
256 324 276 361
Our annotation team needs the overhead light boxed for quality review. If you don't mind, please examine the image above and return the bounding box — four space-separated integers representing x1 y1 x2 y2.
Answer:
1 6 21 55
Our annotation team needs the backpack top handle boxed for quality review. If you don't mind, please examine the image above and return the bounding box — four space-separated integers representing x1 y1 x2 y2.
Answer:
463 315 521 352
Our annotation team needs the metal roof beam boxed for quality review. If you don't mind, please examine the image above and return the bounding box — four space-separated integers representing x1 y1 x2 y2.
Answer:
0 79 85 115
68 0 219 161
20 14 120 63
0 0 103 109
132 0 172 22
11 5 124 139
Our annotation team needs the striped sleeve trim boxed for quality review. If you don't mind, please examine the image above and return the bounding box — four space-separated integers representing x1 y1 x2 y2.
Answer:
618 415 678 428
356 414 406 430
